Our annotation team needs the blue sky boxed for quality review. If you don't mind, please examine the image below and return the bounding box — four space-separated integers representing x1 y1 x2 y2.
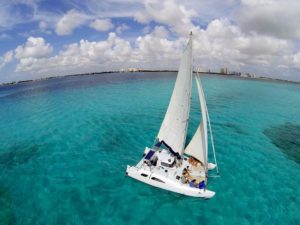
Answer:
0 0 300 83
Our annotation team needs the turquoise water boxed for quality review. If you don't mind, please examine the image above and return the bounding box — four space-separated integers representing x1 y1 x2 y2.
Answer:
0 72 299 225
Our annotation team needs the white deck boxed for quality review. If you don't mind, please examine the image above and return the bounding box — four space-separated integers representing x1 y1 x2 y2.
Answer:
126 148 215 198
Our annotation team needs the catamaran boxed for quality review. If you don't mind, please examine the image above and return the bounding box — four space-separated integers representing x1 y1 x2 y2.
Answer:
126 33 219 198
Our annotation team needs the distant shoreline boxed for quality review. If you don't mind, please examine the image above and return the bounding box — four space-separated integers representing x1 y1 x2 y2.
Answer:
1 70 299 87
199 71 300 85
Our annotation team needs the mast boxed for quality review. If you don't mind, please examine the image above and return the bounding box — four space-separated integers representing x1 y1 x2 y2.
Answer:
156 33 193 154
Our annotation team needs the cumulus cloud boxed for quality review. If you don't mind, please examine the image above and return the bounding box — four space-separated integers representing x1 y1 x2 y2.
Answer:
89 19 114 32
134 29 183 66
190 18 295 72
0 51 13 70
15 37 53 59
14 37 53 72
11 19 299 77
13 30 183 75
2 0 300 81
134 0 197 35
237 0 300 39
14 33 132 73
55 9 88 35
151 26 169 38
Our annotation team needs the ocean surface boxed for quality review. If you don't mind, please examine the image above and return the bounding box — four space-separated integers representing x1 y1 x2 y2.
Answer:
0 72 299 225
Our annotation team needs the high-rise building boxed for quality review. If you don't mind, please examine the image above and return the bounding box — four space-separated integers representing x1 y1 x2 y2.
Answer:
220 67 228 74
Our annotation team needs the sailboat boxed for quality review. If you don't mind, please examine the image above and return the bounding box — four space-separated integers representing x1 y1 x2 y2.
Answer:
126 33 219 198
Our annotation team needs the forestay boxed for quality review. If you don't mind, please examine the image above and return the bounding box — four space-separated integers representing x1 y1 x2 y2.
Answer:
184 75 208 169
157 36 193 154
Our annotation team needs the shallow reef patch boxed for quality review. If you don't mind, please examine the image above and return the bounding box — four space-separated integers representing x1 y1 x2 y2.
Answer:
0 184 14 225
0 142 44 169
212 121 249 135
264 122 300 164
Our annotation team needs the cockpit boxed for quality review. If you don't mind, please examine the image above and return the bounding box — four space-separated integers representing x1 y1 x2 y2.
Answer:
157 150 176 168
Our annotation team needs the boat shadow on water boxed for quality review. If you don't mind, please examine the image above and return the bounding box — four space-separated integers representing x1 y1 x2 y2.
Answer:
263 122 300 164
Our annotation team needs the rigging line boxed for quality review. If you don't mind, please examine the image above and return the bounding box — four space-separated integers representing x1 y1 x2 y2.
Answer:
196 71 220 175
208 175 221 178
207 108 219 175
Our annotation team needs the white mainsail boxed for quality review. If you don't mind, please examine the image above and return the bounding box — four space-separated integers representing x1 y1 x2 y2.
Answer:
157 35 193 154
184 74 208 169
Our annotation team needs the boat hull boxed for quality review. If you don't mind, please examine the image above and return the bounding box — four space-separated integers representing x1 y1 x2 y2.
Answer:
126 165 215 199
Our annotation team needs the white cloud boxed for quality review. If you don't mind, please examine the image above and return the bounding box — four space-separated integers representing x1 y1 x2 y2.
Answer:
2 0 300 81
15 37 53 59
89 19 114 32
152 26 169 38
0 51 13 70
191 18 294 71
12 30 183 75
143 25 151 34
133 29 183 67
116 23 130 34
134 0 197 35
11 20 299 78
14 37 53 72
55 9 89 35
289 52 300 70
14 33 133 73
237 0 300 39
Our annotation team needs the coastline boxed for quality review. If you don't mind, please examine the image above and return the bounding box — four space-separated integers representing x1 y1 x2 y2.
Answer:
1 69 299 87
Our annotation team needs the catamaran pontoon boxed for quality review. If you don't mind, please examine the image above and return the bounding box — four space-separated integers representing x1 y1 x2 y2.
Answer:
126 33 219 198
